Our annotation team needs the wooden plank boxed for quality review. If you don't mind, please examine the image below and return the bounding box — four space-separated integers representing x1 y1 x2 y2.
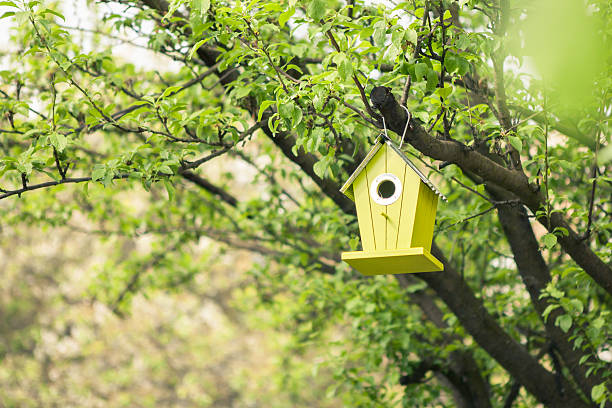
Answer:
365 144 388 250
410 181 438 250
421 189 438 251
341 247 444 275
386 151 406 249
353 169 375 251
396 169 421 249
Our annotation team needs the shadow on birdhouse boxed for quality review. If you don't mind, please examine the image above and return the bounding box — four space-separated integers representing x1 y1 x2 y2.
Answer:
340 136 446 275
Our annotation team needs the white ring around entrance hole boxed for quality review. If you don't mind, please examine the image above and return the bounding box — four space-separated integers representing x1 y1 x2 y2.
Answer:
370 173 402 206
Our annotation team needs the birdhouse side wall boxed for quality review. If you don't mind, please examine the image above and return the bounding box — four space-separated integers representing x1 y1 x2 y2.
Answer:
353 170 376 251
394 169 421 250
410 181 439 250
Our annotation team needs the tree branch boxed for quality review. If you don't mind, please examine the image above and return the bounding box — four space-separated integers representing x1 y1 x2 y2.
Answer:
490 184 605 400
0 175 128 200
370 86 612 296
420 246 591 408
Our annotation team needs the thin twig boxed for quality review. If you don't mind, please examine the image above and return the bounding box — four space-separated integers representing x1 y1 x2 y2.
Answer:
325 30 380 121
0 175 129 200
180 122 263 170
330 96 379 127
581 90 606 241
435 206 496 233
400 75 412 106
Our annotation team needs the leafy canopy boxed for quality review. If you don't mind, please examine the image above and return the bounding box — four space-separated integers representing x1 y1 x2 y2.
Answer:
0 0 611 406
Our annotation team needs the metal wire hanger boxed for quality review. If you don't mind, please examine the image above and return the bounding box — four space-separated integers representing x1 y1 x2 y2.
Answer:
380 105 412 149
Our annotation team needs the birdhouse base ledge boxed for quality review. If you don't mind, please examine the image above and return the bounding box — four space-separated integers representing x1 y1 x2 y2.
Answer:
341 247 444 275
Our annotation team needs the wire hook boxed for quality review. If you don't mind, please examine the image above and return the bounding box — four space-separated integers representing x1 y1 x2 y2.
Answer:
380 107 412 149
399 105 411 149
381 115 388 139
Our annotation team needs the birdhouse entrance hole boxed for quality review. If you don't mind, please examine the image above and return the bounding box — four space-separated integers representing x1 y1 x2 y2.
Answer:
378 180 395 198
370 173 402 206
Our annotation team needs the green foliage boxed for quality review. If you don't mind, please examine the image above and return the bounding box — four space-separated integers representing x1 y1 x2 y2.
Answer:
0 0 610 406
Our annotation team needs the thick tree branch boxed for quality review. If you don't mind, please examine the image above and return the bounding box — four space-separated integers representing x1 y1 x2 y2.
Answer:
396 275 492 408
490 185 606 402
420 247 591 408
370 86 612 296
179 170 238 207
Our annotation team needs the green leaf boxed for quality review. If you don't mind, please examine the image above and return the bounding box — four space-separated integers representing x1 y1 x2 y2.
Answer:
338 58 353 81
405 28 417 44
279 7 295 28
569 298 583 314
0 11 15 19
233 85 252 99
386 44 401 61
436 86 452 99
313 158 327 178
260 23 279 34
508 135 522 152
49 132 67 153
425 69 438 93
163 179 175 201
415 63 428 81
41 8 65 21
444 54 458 73
592 317 605 330
158 165 173 175
359 27 373 40
191 0 210 15
258 100 275 121
102 169 114 187
188 38 209 60
373 20 386 46
598 143 612 164
541 304 560 321
555 314 572 333
457 56 470 76
307 0 325 21
591 383 607 403
544 284 564 299
91 165 106 182
159 85 182 100
278 101 295 121
16 161 32 176
291 105 302 125
542 233 557 249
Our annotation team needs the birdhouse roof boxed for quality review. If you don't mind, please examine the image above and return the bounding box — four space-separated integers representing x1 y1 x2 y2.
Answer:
340 136 447 201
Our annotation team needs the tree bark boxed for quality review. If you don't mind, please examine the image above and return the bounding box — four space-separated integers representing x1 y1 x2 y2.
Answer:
421 247 592 408
489 185 607 403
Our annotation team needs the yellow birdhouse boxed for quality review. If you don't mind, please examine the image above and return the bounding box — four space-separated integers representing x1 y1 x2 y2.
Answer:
340 136 446 275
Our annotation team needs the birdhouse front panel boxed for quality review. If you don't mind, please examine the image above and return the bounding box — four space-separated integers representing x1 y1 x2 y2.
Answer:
393 169 421 250
353 143 423 251
364 144 387 249
352 169 376 251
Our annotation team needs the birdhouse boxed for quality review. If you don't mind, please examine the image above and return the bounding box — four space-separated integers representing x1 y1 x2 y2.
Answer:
340 136 446 275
